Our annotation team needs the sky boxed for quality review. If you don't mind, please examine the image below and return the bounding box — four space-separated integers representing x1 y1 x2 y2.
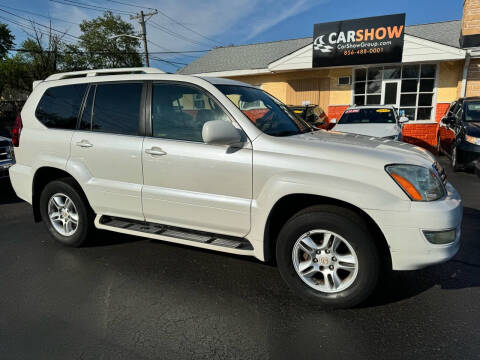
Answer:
0 0 463 73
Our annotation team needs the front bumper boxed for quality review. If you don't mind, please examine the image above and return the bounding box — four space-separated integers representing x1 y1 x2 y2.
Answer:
366 183 463 270
457 140 480 169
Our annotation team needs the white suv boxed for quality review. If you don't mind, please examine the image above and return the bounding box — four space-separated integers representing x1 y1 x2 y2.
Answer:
9 68 462 308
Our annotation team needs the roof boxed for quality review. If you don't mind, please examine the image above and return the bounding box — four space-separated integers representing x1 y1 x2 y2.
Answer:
178 20 462 75
200 76 256 87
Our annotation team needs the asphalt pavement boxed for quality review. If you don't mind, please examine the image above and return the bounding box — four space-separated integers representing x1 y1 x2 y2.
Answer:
0 156 479 360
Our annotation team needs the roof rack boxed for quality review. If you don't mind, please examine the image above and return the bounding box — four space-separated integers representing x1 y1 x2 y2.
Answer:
45 67 164 81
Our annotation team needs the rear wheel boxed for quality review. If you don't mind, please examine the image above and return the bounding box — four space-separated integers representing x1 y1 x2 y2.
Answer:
276 205 380 309
40 178 94 247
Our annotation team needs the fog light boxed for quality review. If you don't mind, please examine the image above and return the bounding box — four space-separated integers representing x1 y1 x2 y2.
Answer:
423 229 457 244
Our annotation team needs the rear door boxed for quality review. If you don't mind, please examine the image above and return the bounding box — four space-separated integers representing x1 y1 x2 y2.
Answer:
69 82 145 220
141 81 252 237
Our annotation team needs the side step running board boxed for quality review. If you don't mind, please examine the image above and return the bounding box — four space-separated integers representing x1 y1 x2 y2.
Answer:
98 216 253 250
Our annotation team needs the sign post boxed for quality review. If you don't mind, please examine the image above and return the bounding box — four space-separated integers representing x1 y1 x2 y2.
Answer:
313 14 406 68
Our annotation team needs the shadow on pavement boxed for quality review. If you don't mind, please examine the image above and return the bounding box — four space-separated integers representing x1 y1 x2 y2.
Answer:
364 206 480 307
0 179 21 205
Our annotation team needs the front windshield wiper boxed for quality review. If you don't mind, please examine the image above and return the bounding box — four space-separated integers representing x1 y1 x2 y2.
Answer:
270 130 301 137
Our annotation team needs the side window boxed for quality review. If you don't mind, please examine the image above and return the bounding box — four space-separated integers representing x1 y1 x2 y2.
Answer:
91 83 143 135
35 84 87 129
151 83 230 142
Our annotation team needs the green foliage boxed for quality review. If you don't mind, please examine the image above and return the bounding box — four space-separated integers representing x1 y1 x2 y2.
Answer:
0 12 144 100
64 11 143 70
0 23 14 59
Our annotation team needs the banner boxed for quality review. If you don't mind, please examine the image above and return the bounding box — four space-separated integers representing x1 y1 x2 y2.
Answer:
313 14 405 68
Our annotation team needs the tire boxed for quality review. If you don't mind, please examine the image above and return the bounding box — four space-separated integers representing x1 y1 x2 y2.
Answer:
39 178 94 247
276 205 380 309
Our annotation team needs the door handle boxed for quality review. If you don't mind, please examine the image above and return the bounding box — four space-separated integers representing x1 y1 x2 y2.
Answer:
145 147 167 156
76 140 93 148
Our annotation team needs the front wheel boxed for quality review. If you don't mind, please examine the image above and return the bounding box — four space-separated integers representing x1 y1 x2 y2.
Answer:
40 178 94 247
276 205 380 309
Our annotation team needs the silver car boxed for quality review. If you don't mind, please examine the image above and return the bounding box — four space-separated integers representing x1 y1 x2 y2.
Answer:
330 105 409 140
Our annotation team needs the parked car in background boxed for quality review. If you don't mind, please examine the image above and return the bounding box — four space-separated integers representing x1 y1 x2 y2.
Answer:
330 105 409 140
438 97 480 172
0 135 15 181
9 68 462 309
288 104 327 127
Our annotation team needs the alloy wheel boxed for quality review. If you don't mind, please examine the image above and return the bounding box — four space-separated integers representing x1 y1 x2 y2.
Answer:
48 193 79 236
292 230 359 293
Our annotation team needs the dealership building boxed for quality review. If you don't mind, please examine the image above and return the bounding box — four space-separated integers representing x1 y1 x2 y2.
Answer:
178 1 480 150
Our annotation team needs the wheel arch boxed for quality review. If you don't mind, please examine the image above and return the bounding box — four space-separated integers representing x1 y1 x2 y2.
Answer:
32 166 90 222
263 193 391 270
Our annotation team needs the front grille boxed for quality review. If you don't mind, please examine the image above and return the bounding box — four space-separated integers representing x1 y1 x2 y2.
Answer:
0 146 10 162
434 161 447 186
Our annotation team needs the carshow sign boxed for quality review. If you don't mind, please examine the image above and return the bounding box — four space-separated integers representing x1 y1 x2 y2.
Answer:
313 14 405 68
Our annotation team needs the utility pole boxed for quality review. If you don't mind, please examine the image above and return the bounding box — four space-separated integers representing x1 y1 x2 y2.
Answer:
130 10 158 67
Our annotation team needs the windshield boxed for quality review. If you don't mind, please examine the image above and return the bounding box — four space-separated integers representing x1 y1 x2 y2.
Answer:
464 102 480 122
339 108 397 124
215 85 311 136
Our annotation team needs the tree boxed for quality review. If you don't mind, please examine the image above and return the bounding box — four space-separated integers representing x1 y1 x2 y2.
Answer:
63 11 143 70
0 22 64 99
0 23 14 59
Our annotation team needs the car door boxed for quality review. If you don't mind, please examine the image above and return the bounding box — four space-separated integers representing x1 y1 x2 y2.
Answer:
440 102 459 154
141 81 252 237
69 82 145 220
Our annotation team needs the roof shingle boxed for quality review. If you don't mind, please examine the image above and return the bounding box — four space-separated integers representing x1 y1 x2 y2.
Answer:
178 20 462 75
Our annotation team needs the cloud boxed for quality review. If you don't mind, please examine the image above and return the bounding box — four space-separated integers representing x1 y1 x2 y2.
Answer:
7 0 328 71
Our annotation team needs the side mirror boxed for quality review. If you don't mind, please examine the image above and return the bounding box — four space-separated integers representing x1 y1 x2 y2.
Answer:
399 116 409 124
443 116 455 125
330 118 337 124
202 120 242 146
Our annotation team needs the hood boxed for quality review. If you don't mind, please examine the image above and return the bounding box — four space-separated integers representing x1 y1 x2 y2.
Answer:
332 123 399 138
465 122 480 137
259 129 436 169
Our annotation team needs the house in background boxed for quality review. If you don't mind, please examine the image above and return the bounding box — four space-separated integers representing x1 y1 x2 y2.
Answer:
178 0 480 152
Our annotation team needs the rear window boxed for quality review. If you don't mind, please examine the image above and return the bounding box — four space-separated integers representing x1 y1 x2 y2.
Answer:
339 108 396 124
35 84 87 129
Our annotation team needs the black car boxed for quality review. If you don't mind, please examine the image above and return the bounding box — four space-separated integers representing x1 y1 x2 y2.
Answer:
438 97 480 171
287 104 327 127
0 136 15 181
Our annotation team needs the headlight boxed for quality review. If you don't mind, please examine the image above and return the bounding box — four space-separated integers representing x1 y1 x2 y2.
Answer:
386 164 445 201
465 135 480 145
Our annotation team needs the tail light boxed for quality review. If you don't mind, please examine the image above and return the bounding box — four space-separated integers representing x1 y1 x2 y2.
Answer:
12 114 23 147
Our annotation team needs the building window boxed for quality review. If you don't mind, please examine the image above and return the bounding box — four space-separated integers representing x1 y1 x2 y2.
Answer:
353 64 437 121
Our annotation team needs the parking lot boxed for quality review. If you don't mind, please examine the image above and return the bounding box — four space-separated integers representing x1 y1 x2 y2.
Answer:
0 156 479 360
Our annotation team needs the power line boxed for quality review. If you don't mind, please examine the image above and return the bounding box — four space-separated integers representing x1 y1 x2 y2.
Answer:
154 8 221 45
150 56 185 68
149 21 210 48
49 0 134 15
0 7 81 40
0 3 80 25
0 14 76 44
100 0 155 11
10 48 209 55
146 39 204 59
